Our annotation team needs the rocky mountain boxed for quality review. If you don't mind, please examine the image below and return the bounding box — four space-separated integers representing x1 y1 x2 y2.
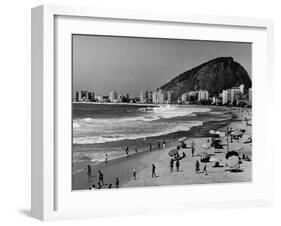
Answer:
160 57 251 97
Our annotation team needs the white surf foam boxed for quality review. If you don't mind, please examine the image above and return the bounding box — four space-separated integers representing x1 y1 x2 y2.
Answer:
73 121 203 144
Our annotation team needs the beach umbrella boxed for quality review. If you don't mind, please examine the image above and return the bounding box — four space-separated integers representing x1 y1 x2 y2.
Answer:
231 130 244 136
210 157 220 163
234 147 244 151
209 133 220 138
202 143 211 150
168 149 178 157
178 137 187 142
200 152 211 162
216 131 226 137
226 155 240 169
225 151 239 159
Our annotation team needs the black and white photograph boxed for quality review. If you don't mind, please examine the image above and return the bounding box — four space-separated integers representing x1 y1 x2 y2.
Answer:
72 35 252 190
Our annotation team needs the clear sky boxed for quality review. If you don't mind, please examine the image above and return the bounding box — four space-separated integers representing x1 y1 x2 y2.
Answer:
73 35 251 97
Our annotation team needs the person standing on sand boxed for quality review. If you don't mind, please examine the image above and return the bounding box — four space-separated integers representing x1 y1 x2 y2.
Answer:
152 164 157 178
191 141 195 157
133 169 136 180
202 164 208 175
87 164 91 177
196 160 200 174
149 143 152 152
98 170 104 186
169 159 174 173
105 154 108 164
135 147 138 153
176 159 180 171
125 146 129 157
163 140 166 149
115 177 119 188
158 141 161 149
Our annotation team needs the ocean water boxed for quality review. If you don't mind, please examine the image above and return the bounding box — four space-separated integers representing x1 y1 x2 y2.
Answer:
73 103 211 145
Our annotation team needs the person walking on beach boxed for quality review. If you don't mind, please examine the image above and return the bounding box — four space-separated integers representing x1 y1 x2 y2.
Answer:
149 143 152 152
176 159 180 172
115 177 119 188
133 169 136 180
169 159 174 173
105 154 108 164
191 141 195 157
163 140 166 149
135 147 138 153
202 164 208 175
98 170 104 186
152 164 157 178
125 146 129 157
195 160 200 174
87 164 91 177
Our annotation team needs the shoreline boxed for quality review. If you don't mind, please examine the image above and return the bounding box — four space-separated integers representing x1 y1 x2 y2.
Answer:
72 101 250 111
73 101 159 107
72 107 243 190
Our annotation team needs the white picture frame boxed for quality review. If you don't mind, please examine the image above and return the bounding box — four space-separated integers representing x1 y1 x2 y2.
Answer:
31 4 274 221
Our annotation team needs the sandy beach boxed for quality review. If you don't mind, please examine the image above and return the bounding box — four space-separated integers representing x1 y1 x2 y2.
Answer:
72 106 252 190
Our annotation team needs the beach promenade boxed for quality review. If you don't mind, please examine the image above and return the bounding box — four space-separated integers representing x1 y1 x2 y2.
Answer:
72 108 252 190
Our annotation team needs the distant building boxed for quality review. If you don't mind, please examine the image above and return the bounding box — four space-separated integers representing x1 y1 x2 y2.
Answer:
91 92 95 102
140 90 148 103
212 96 222 105
248 88 252 106
80 91 88 101
222 89 231 104
109 91 118 102
158 89 166 104
230 87 241 104
221 84 245 105
87 92 92 101
187 91 197 102
181 93 188 103
198 90 209 102
102 96 109 102
152 89 165 104
96 95 103 102
167 91 174 104
152 90 158 103
75 91 81 102
239 84 244 94
148 91 153 103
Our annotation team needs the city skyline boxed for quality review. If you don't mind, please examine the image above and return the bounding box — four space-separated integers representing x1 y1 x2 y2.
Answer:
73 35 252 97
74 82 250 107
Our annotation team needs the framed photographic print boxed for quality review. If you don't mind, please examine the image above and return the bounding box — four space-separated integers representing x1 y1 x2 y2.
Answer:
31 4 274 221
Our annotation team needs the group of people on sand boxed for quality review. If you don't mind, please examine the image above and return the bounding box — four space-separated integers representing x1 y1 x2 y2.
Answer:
87 166 120 190
169 158 181 172
86 137 213 190
124 140 167 157
195 160 208 175
168 141 211 176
